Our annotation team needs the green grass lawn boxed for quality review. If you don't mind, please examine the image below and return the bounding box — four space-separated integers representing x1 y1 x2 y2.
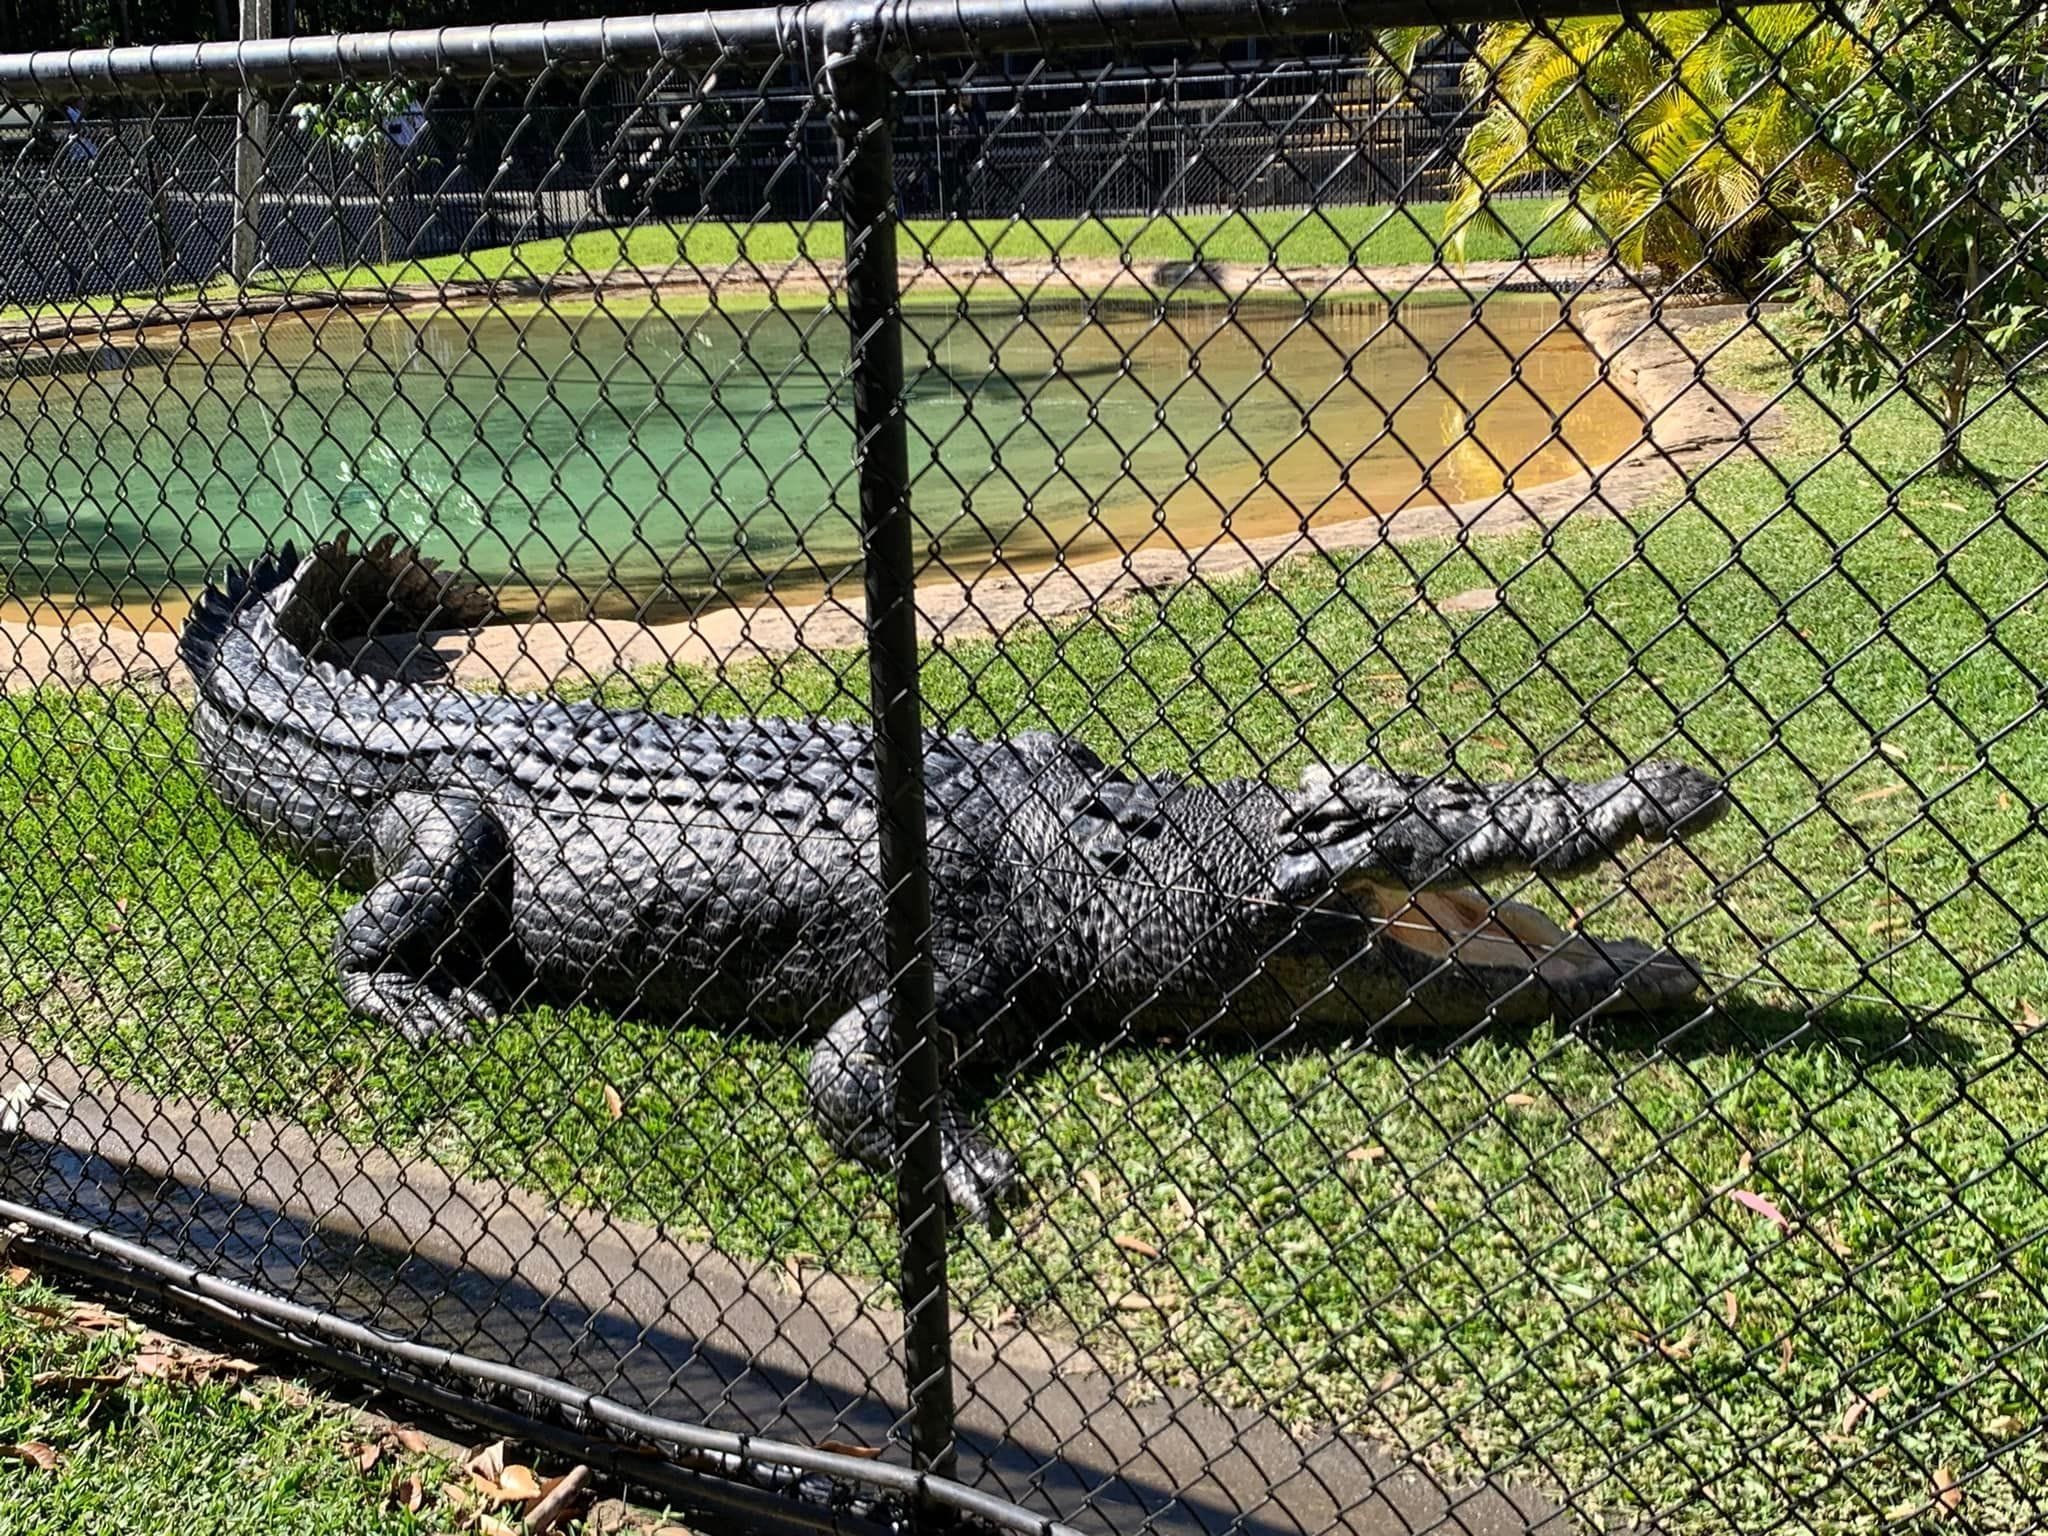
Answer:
0 1272 452 1535
4 322 2048 1532
287 199 1568 288
0 199 1568 328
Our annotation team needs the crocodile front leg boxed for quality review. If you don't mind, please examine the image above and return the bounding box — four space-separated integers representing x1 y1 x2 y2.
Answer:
335 790 512 1046
806 994 1019 1224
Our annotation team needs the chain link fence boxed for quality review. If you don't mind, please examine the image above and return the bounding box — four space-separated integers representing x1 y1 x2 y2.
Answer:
1 1 2045 1533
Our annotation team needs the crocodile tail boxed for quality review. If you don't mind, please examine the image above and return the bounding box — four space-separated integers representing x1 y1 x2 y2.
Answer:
269 532 496 657
178 533 495 687
176 542 304 683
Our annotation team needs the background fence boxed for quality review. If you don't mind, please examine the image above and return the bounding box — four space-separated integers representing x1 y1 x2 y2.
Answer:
2 43 1490 306
1 3 2046 1535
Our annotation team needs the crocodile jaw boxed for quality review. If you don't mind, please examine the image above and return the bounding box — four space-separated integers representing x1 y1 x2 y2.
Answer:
1261 883 1709 1032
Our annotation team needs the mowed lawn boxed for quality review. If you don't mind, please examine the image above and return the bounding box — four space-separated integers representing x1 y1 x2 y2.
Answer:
4 323 2048 1532
299 199 1568 284
0 199 1566 325
0 1272 452 1535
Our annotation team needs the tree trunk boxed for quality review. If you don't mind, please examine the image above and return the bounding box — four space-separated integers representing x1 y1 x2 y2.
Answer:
1939 341 1971 474
1938 240 1982 475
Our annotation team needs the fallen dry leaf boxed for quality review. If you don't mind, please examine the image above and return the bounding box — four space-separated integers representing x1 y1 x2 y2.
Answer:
1987 1413 2025 1437
351 1441 383 1474
1779 1336 1795 1371
1933 1465 1961 1517
990 1306 1019 1328
465 1441 508 1482
1841 1396 1872 1436
132 1346 180 1381
817 1439 886 1460
1502 1092 1538 1109
1 1266 28 1286
1657 1332 1695 1361
387 1474 428 1513
602 1083 624 1121
0 1442 57 1471
64 1302 124 1333
494 1464 543 1502
1093 1079 1122 1107
1114 1292 1161 1312
1852 783 1909 804
1878 741 1908 762
1737 1150 1755 1179
526 1466 593 1535
476 1516 521 1536
235 1388 264 1409
2021 1000 2044 1035
1729 1189 1792 1234
1346 1145 1387 1163
1114 1234 1161 1259
390 1428 430 1454
1723 1290 1739 1328
1080 1169 1104 1205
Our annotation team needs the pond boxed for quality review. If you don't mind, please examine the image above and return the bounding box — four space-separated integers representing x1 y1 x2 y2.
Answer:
1 291 1638 622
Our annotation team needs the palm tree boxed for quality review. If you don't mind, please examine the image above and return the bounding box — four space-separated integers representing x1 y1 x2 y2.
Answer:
1382 9 1864 291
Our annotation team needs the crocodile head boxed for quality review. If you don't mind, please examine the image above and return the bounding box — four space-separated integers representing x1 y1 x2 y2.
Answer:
1117 761 1725 1039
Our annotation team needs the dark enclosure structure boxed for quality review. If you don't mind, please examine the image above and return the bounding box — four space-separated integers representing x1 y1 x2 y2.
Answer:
2 2 2046 1534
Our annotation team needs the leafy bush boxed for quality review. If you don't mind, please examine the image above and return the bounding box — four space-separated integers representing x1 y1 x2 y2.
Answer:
1380 8 1858 288
1777 0 2048 473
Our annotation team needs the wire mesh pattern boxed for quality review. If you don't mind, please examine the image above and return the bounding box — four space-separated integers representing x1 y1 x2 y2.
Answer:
1 3 2046 1534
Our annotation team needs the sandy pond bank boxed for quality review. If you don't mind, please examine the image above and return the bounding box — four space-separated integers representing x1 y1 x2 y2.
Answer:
2 286 1780 695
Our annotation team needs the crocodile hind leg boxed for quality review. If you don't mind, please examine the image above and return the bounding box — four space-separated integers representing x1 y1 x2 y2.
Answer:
335 791 511 1046
807 994 1019 1224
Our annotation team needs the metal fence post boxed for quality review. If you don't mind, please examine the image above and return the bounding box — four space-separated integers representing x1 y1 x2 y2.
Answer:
230 0 270 282
824 28 960 1484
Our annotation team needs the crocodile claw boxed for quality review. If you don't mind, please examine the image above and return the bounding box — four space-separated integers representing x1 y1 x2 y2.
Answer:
941 1116 1020 1225
340 973 498 1047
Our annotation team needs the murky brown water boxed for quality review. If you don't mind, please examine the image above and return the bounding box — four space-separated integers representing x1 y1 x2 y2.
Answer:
1 292 1637 624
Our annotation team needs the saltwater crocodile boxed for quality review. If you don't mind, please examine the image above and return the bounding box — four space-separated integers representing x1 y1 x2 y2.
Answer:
178 537 1729 1218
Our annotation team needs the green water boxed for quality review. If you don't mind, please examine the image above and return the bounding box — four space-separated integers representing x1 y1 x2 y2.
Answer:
1 292 1637 621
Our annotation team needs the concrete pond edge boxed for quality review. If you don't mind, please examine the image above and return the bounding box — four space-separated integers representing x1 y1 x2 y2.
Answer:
3 283 1783 697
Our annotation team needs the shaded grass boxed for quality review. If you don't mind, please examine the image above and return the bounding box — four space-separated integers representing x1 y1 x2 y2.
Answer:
0 1274 449 1535
0 200 1565 328
5 322 2048 1531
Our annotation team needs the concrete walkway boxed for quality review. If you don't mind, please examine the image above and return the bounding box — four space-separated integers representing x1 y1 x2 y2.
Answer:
1 1041 1585 1536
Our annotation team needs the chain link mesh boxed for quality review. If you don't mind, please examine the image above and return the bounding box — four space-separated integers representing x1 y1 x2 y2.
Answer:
1 3 2045 1533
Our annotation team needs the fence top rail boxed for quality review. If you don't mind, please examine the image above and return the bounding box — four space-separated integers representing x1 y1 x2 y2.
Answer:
0 0 1712 95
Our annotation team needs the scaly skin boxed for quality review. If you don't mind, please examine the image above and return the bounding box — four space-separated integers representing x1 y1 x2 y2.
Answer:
178 539 1730 1220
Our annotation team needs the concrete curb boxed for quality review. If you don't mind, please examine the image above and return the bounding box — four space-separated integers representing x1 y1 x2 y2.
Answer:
1 1040 1583 1535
